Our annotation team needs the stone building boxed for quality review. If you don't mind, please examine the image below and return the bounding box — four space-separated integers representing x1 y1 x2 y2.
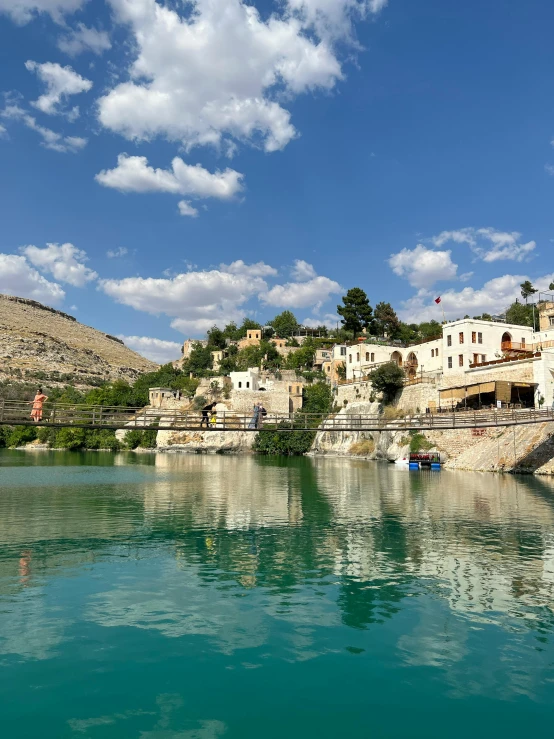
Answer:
539 300 554 331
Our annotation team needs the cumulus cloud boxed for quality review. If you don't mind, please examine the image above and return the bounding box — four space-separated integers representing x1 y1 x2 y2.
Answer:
21 242 97 287
0 253 65 304
398 272 554 324
220 260 278 277
260 275 342 308
106 247 128 258
0 124 6 138
0 0 84 24
287 0 387 41
57 24 111 56
432 227 536 263
302 313 340 329
118 335 181 364
1 103 87 152
177 201 199 218
99 267 269 335
97 0 355 154
95 154 243 204
25 60 92 117
389 244 458 289
291 259 317 281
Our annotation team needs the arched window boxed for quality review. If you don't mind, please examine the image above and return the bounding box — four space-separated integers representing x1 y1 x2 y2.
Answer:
371 352 375 362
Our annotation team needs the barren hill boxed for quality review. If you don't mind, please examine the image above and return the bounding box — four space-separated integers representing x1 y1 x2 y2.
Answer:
0 294 157 388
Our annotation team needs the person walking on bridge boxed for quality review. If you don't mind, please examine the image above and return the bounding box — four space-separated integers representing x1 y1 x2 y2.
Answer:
201 401 217 428
29 388 48 423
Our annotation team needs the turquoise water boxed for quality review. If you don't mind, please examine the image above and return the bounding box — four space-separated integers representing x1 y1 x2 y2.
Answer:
1 450 554 738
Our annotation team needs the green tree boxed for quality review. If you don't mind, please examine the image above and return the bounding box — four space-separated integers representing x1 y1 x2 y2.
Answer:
395 322 419 345
369 361 405 403
520 280 537 302
505 301 534 327
206 325 227 349
337 288 374 335
182 343 213 377
270 310 299 338
549 282 554 292
473 313 492 321
417 320 442 340
284 339 316 371
374 302 400 338
238 317 262 338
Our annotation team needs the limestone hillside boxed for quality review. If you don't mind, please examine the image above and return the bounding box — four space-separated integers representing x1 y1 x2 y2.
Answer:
0 294 157 388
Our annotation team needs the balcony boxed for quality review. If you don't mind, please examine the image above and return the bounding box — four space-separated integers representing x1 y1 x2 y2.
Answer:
501 341 529 352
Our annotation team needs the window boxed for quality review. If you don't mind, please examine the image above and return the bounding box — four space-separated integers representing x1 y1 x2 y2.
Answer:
340 346 347 355
436 348 439 356
550 316 554 326
246 382 250 388
459 332 464 344
459 354 464 367
289 386 292 392
473 354 479 364
478 332 483 344
521 338 526 348
365 352 369 361
448 357 453 369
297 387 301 394
447 335 452 347
371 352 375 362
238 382 242 388
431 349 434 357
348 354 352 363
472 331 476 343
481 354 486 363
356 352 360 362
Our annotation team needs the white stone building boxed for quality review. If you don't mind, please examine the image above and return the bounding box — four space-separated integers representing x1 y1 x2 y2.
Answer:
229 368 260 391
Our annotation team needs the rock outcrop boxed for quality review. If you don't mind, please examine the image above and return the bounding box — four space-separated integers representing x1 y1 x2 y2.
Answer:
0 293 157 387
156 428 256 454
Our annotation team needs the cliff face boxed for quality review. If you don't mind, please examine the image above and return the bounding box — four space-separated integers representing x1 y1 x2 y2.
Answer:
0 293 157 387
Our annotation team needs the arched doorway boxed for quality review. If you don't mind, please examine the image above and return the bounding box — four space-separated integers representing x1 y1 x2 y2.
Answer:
405 352 418 380
391 351 403 367
501 332 512 351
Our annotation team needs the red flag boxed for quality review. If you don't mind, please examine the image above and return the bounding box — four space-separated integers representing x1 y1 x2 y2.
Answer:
434 296 441 304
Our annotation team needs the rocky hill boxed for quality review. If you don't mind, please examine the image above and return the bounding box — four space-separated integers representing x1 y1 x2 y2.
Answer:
0 294 157 388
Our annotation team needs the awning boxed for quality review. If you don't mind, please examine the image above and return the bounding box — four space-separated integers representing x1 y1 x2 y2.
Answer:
439 380 536 402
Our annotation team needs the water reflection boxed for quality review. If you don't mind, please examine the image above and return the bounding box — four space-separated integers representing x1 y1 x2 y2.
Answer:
1 451 554 709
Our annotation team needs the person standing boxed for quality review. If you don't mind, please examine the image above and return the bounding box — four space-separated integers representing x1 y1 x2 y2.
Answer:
201 401 216 428
29 388 48 423
248 403 260 429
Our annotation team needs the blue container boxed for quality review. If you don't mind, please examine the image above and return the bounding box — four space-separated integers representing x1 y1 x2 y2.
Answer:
431 463 441 470
409 462 420 470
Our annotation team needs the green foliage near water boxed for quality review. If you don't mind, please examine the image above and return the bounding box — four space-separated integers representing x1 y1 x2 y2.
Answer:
253 382 333 456
409 431 434 453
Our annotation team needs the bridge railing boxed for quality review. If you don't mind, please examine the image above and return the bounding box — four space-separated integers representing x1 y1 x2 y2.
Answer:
0 399 553 432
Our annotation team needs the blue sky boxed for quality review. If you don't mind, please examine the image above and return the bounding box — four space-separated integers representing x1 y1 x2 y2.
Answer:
1 0 554 362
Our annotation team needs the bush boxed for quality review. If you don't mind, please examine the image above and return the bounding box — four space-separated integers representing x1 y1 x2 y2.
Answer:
369 362 405 403
193 395 207 410
6 425 37 447
349 439 375 456
409 432 433 453
124 428 158 449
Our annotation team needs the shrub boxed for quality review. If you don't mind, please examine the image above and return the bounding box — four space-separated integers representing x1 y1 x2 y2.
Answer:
7 426 37 447
349 439 375 456
369 362 405 403
124 428 158 449
409 432 433 453
382 406 405 420
193 395 207 410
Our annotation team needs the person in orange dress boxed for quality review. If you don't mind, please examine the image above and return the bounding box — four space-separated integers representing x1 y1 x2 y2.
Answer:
30 387 48 422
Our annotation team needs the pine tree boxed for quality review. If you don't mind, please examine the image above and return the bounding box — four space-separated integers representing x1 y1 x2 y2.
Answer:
337 288 374 335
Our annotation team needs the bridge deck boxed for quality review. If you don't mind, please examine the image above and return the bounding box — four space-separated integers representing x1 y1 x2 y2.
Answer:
1 400 553 433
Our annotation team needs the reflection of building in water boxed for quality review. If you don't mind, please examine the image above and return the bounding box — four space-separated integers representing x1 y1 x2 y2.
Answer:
148 455 302 530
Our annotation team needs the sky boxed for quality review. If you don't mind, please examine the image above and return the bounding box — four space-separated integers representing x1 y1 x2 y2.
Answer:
1 0 554 364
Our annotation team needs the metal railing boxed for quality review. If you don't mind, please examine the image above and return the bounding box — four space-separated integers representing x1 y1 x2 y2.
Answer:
1 399 553 433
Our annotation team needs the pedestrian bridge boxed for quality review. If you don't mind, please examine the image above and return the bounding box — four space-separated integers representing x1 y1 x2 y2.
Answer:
1 399 553 433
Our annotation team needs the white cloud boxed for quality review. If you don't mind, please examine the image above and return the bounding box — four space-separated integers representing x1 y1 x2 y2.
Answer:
57 24 111 56
0 0 85 25
432 227 536 263
0 124 6 138
389 244 458 289
100 268 269 335
95 154 243 203
118 335 181 364
545 164 554 175
291 259 317 281
1 104 87 152
106 247 128 258
97 0 353 153
260 275 342 308
287 0 387 41
25 61 92 117
399 272 554 324
21 242 97 287
0 253 65 304
302 313 340 329
220 260 278 277
177 201 199 218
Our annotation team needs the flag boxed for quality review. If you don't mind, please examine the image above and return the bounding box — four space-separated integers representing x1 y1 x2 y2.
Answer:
434 296 441 304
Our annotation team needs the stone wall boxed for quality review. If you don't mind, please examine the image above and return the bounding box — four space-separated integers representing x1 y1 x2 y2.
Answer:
394 383 440 413
441 358 536 389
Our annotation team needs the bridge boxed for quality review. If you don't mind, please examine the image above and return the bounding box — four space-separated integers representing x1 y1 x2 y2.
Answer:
1 399 553 433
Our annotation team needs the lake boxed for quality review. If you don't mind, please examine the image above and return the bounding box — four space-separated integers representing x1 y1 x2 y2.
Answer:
1 449 554 738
